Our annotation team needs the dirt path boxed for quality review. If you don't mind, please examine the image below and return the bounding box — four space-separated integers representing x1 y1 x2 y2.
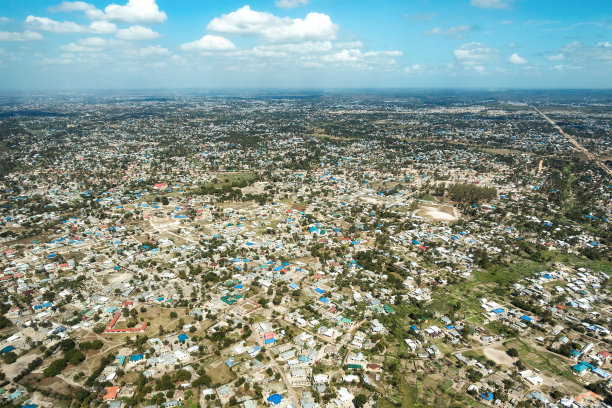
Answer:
253 327 299 406
532 106 612 176
149 219 198 244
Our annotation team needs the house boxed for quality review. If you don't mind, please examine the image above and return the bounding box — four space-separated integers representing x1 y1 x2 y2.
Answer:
313 374 329 384
337 388 354 403
103 386 120 401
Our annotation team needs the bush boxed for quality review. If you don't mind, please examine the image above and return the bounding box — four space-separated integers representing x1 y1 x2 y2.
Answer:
1 352 17 364
0 315 12 329
506 348 519 358
79 340 103 351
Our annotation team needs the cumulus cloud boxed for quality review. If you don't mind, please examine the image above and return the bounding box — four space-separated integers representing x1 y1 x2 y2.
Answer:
104 0 167 24
60 42 102 53
508 53 527 64
25 15 86 33
90 20 117 34
207 6 338 43
470 0 514 10
50 1 105 19
454 42 498 70
180 35 236 51
0 17 10 24
116 25 161 40
78 36 109 47
275 0 309 8
257 40 333 54
50 0 166 24
26 15 117 34
0 30 43 42
422 25 473 38
320 49 402 66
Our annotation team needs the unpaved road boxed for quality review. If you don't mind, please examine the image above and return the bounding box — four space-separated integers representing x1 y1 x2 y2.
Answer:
532 106 612 176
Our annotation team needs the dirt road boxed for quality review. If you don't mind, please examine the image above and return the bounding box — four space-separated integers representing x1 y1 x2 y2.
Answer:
253 329 299 406
532 106 612 176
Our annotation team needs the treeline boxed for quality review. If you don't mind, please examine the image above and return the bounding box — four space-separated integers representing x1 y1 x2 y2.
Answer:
43 339 86 377
14 357 43 382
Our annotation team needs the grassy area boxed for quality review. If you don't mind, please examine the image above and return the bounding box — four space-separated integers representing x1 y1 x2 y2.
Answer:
184 396 199 408
473 258 539 288
204 361 236 386
378 373 486 408
209 172 255 188
515 339 582 386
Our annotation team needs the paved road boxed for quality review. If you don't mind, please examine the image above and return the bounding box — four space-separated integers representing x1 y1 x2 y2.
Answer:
532 106 612 176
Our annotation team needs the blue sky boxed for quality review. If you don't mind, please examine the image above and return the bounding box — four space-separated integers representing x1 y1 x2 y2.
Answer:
0 0 610 89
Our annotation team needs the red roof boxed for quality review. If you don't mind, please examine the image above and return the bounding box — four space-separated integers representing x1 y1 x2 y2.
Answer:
599 351 610 358
103 386 120 400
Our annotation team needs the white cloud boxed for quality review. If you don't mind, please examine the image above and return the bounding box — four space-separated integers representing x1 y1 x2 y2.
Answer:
554 41 612 64
404 64 426 73
207 6 338 43
547 53 564 61
453 42 498 71
116 25 160 40
320 49 402 67
104 0 167 24
470 0 514 10
322 49 361 63
0 17 10 24
180 35 236 51
454 42 497 64
78 36 109 47
26 15 117 34
25 15 86 33
256 40 333 54
335 41 363 49
0 30 43 42
50 1 105 19
90 20 116 34
60 42 102 53
508 53 527 64
50 0 166 23
275 0 309 8
133 44 169 57
423 25 473 38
